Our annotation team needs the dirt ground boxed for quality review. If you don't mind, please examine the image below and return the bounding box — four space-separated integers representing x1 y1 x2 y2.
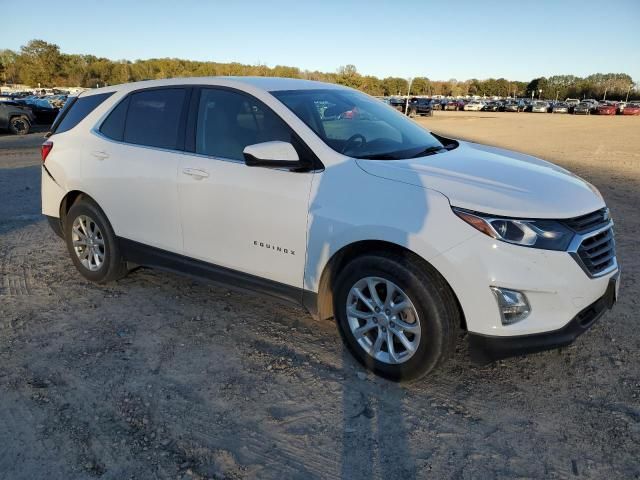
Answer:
0 112 638 479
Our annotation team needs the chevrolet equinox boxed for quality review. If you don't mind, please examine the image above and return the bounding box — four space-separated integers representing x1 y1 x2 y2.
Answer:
41 77 619 380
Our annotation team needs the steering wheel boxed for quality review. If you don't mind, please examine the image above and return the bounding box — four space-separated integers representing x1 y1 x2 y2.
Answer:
341 134 367 154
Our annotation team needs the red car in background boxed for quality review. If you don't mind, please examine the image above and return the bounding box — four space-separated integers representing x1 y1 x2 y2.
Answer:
596 104 616 115
444 99 459 111
622 104 640 115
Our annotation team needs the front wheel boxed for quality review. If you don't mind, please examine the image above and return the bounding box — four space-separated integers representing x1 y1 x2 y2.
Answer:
334 253 459 381
64 197 128 284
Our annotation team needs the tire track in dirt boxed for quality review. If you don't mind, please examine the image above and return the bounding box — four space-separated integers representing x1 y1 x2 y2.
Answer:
0 226 52 297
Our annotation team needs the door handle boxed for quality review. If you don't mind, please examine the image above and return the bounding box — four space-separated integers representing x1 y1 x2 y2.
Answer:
182 167 209 179
91 150 109 160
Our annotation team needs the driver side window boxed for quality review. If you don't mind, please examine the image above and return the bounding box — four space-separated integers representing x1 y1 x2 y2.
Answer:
196 89 293 161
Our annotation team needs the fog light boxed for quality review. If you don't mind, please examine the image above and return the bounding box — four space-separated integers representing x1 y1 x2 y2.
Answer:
490 287 531 325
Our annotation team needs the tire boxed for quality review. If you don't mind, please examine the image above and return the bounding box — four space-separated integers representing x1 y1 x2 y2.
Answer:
333 252 459 381
64 196 128 284
9 115 30 135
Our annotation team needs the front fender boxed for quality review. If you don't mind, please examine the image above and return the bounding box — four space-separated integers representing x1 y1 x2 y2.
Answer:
303 160 476 292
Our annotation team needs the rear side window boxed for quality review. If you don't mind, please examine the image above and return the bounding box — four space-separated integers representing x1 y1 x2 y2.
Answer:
123 88 186 149
53 92 113 134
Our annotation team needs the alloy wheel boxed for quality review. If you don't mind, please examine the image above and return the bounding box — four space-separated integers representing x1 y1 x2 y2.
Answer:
346 276 421 364
71 215 105 271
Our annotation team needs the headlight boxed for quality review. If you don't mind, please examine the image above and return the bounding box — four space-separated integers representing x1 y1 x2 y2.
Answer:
452 207 573 251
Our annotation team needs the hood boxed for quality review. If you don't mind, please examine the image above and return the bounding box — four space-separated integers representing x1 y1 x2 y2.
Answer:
356 141 604 218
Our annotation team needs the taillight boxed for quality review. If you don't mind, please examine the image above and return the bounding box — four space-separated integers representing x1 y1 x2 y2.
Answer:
41 141 53 163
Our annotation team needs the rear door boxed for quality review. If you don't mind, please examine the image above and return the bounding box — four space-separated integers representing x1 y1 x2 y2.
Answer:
85 87 189 253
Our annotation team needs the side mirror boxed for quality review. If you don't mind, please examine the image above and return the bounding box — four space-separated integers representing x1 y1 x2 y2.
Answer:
243 141 300 168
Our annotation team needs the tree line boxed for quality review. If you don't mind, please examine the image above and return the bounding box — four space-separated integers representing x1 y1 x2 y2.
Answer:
1 40 638 101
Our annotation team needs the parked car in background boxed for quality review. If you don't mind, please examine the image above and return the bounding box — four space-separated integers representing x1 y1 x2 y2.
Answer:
409 97 434 116
0 101 36 134
482 101 501 112
596 103 616 115
551 102 569 113
464 100 484 111
622 103 640 115
385 97 417 116
14 97 60 124
573 102 593 115
504 101 525 112
41 77 619 380
388 97 406 113
582 99 599 113
531 101 549 113
565 98 580 113
444 99 459 111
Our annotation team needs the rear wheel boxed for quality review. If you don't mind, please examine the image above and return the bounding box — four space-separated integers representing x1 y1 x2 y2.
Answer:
334 253 459 381
9 115 30 135
64 197 128 283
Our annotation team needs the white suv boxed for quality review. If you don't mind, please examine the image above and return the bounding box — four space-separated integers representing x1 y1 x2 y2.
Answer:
41 77 619 380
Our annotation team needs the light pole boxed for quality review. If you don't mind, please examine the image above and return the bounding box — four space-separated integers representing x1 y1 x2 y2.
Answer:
405 77 413 116
538 89 542 100
626 84 632 102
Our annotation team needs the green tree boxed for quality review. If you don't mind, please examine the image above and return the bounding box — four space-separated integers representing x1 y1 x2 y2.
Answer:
411 77 432 95
17 39 62 87
382 77 408 96
336 64 362 89
3 39 638 101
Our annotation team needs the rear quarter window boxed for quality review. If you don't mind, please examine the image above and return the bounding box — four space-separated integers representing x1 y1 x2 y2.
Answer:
100 97 129 141
52 92 114 134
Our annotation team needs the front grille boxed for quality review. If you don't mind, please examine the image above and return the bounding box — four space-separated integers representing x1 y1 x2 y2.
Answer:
576 227 616 276
564 208 617 277
564 207 610 234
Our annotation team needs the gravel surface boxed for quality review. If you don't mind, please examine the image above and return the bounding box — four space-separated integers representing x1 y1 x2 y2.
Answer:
0 112 638 479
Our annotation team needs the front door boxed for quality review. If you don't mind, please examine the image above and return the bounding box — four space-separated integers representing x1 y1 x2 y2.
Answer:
177 87 314 289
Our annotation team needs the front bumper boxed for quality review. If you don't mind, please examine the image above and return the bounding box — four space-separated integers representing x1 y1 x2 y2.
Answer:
429 225 618 337
468 274 617 363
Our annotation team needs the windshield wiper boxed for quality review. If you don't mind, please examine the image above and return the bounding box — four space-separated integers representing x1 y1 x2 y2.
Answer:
356 153 399 160
410 146 447 158
357 145 447 160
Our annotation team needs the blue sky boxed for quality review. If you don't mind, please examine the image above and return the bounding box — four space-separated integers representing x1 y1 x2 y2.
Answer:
1 0 638 82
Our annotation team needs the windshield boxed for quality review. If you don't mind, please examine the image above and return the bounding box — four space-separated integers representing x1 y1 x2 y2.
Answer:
272 89 445 160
